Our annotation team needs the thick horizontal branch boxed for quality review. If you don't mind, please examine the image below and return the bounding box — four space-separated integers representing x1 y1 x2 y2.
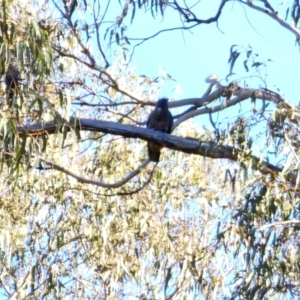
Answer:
18 117 282 176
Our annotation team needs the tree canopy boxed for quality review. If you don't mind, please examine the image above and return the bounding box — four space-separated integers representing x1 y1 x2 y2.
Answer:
0 0 300 299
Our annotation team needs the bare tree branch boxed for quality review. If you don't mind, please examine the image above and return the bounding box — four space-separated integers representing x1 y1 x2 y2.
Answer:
18 117 284 179
241 0 300 41
40 157 150 188
173 0 227 24
259 219 300 231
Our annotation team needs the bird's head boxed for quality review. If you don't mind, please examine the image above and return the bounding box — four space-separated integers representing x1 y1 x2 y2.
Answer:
156 98 169 115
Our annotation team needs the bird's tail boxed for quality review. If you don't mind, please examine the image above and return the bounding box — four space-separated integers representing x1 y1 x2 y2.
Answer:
148 142 161 162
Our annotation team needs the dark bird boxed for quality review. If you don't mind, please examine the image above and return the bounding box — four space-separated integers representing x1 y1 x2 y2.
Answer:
147 98 173 162
4 64 20 99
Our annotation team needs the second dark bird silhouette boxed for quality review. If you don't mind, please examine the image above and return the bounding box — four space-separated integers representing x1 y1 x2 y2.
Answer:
147 98 173 162
5 64 20 100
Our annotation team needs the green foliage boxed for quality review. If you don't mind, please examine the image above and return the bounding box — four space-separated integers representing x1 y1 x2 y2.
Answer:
0 0 299 299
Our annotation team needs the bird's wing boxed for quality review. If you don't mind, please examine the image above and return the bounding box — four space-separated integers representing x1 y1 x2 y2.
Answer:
167 111 173 133
147 109 157 129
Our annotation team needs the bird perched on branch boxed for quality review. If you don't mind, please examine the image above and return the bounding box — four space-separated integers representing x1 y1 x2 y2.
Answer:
4 63 20 100
147 98 173 162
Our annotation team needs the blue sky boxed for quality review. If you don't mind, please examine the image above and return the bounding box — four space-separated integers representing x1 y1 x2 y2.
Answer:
117 1 300 105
